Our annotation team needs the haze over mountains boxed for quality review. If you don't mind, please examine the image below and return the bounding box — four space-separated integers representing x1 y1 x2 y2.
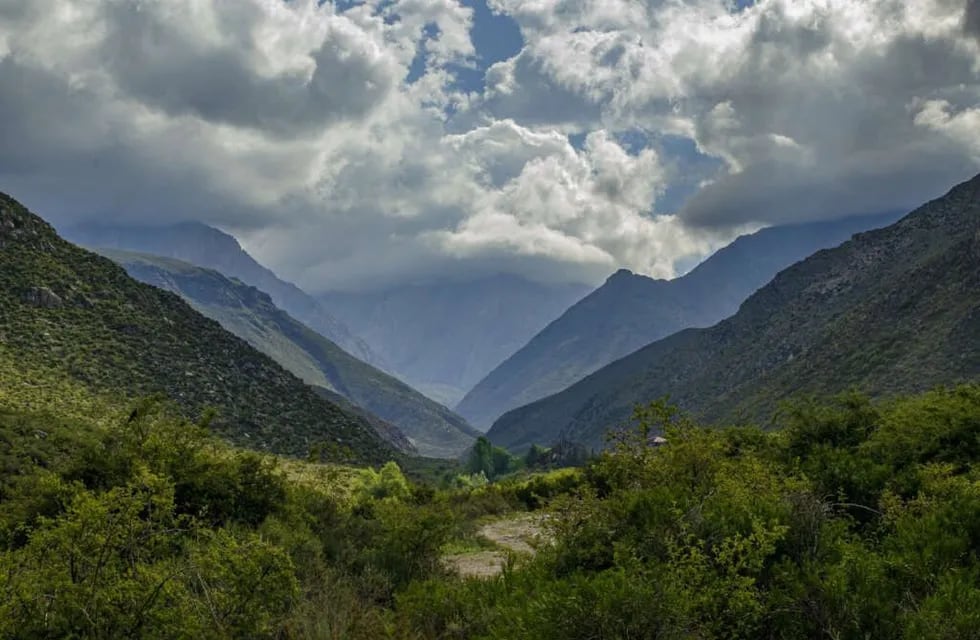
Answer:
0 193 405 462
457 213 900 428
488 174 980 452
39 177 979 463
320 277 591 406
102 250 479 458
64 221 591 409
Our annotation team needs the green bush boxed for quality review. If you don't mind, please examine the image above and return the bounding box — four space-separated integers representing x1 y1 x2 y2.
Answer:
3 386 980 639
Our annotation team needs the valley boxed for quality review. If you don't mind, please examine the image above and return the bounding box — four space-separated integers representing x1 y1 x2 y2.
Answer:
3 2 980 637
320 276 590 407
1 176 978 639
101 249 478 458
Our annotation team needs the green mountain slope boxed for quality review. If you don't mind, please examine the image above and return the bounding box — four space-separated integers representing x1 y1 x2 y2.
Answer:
457 214 898 429
320 276 590 406
102 250 479 458
488 175 980 452
61 221 386 370
0 192 408 462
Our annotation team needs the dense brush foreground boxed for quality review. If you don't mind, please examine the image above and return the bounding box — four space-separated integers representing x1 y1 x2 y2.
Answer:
2 386 979 638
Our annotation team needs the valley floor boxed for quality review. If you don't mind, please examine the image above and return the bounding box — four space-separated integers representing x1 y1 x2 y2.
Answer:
442 513 547 578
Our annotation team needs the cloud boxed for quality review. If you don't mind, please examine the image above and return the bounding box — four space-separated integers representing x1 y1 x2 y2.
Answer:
965 0 980 39
482 0 980 227
0 0 978 292
98 2 405 135
914 99 980 162
239 118 731 290
431 124 727 279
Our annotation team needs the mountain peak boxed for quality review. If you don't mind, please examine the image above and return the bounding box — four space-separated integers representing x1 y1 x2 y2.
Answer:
605 268 635 283
458 211 912 435
61 219 386 369
0 193 57 245
487 172 980 451
170 221 246 251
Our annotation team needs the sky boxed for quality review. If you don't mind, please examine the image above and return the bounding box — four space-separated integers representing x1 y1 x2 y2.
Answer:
1 0 979 291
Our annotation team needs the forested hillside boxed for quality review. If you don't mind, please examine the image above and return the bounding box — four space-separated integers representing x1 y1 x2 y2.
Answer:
0 193 406 461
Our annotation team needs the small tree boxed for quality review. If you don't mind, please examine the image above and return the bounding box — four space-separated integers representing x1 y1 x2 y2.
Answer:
356 461 411 501
466 437 519 481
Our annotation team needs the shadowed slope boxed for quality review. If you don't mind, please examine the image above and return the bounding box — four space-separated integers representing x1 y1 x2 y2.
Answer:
458 214 899 429
488 177 980 452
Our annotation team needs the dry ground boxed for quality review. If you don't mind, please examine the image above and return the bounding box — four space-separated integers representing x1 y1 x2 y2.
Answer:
442 513 547 578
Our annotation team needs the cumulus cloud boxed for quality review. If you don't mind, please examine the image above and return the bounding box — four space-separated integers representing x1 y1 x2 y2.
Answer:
914 99 980 162
0 0 978 291
430 124 729 279
484 0 980 227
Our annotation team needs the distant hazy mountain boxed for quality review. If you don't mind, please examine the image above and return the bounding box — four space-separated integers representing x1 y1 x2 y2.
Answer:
457 213 900 428
61 221 384 369
0 193 406 462
320 275 591 407
103 250 479 458
487 175 980 453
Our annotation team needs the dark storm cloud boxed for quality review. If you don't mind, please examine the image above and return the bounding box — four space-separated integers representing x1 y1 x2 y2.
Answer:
679 153 977 229
0 57 226 225
678 28 980 227
964 0 980 39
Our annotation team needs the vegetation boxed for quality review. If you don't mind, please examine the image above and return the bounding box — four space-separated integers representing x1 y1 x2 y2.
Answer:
2 385 978 638
3 184 979 639
457 213 898 430
489 173 980 451
104 249 478 458
400 387 980 639
63 220 385 369
464 436 522 481
0 400 453 638
0 193 401 462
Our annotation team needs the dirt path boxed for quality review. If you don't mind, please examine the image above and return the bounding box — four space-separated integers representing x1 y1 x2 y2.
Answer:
443 513 547 578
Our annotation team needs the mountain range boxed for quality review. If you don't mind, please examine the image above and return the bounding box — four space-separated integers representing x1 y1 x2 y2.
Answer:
102 249 478 458
320 276 591 407
0 193 406 462
457 213 900 428
61 221 385 370
488 175 980 452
